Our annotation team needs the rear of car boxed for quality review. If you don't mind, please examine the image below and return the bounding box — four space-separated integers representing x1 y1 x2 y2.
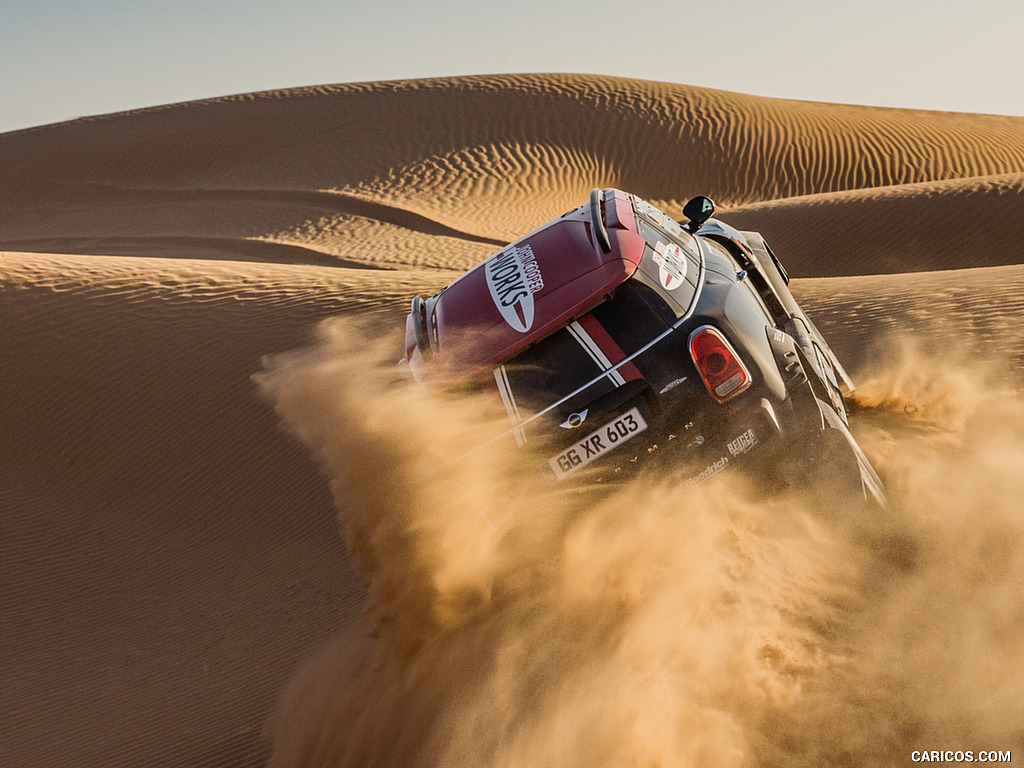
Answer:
404 189 884 506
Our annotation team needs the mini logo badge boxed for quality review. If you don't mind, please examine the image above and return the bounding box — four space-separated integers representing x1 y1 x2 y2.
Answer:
486 244 544 333
560 410 589 429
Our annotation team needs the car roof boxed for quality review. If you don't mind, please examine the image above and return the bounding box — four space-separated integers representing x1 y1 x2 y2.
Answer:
422 189 647 381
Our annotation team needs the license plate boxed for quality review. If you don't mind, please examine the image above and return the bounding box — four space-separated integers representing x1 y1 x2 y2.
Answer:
541 407 648 482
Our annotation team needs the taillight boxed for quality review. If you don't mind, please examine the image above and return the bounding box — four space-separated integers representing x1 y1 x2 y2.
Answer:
688 326 751 403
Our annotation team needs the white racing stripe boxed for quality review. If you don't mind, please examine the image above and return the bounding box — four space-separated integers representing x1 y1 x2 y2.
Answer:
566 321 626 386
493 364 527 446
481 266 706 449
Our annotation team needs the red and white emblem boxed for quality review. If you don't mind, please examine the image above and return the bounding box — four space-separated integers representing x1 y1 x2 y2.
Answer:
652 241 688 291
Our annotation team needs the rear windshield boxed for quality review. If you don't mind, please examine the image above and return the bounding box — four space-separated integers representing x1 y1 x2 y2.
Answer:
498 280 670 411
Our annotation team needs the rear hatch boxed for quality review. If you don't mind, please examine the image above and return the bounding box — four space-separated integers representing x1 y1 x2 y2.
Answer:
491 278 684 478
486 195 714 480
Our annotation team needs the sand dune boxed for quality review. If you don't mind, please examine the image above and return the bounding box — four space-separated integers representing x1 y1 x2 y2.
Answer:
723 172 1024 277
1 251 414 767
6 74 1024 270
2 74 1023 767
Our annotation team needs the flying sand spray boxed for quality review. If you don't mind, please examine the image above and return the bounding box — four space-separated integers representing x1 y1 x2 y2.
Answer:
256 324 1024 767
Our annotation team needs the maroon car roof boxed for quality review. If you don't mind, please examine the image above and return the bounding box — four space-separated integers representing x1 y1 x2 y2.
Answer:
423 189 646 381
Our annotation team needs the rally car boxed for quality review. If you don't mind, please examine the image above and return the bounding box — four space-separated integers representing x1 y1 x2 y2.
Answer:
403 188 885 508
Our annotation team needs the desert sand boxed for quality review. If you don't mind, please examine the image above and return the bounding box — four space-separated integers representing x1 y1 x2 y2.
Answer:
3 74 1024 767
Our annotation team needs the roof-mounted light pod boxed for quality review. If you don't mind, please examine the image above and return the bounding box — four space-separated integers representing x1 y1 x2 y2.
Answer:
688 326 751 403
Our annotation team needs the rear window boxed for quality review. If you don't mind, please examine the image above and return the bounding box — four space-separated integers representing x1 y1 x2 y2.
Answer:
590 280 675 349
498 281 669 411
500 324 600 410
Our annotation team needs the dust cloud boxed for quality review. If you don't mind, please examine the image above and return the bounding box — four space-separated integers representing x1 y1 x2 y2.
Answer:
256 323 1024 767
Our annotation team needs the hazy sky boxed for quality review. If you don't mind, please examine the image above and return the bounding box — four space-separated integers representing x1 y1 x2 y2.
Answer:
3 0 1022 134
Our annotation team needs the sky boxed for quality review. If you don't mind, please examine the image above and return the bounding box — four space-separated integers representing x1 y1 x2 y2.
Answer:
3 0 1023 134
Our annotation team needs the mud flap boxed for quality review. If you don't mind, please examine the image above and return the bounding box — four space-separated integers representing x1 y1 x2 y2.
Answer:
805 406 886 512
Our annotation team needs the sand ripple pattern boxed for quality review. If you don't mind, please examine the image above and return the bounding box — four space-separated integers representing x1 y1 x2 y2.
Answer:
5 74 1024 271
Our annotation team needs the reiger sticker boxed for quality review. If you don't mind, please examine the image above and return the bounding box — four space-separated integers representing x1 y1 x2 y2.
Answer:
653 241 689 291
726 428 759 457
486 243 544 332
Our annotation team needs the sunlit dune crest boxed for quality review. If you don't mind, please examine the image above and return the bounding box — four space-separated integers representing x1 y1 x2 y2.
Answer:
2 73 1023 767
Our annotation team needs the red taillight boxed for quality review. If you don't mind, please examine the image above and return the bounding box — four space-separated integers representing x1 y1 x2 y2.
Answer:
688 326 751 403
